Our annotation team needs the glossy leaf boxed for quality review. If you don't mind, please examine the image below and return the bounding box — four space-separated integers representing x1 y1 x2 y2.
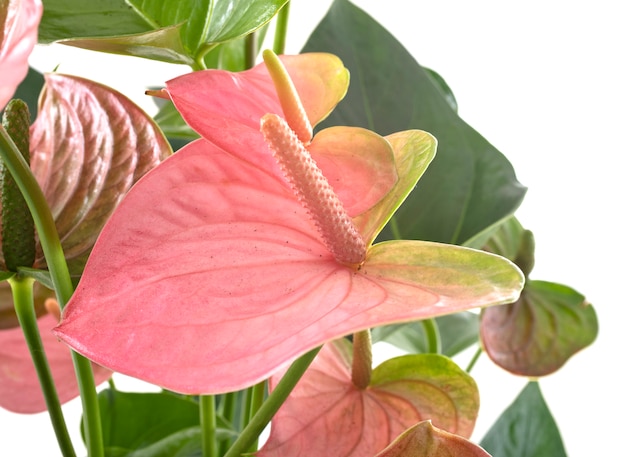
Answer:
39 0 288 66
482 216 535 277
480 382 566 457
0 0 42 110
0 313 111 413
0 72 170 411
373 312 479 358
29 73 172 274
375 421 491 457
480 280 598 376
302 0 526 245
54 54 523 394
93 389 235 455
258 340 479 456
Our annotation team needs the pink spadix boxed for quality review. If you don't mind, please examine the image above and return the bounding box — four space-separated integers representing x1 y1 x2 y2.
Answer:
261 113 366 267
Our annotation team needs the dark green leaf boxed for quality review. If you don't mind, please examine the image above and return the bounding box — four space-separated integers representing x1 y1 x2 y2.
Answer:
39 0 152 42
480 279 598 376
302 0 526 245
372 312 479 357
6 67 44 122
40 0 287 66
483 216 535 276
480 382 566 457
93 389 202 451
153 101 200 141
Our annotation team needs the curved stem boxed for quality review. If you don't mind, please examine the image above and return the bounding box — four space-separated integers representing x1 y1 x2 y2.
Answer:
272 1 290 55
9 275 76 457
223 346 322 457
465 345 482 373
200 395 218 457
0 126 104 457
421 318 441 354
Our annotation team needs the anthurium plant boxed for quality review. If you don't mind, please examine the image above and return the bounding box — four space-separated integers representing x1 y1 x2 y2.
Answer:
0 0 598 456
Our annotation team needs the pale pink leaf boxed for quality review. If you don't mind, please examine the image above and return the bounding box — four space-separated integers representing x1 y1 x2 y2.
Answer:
30 74 172 272
375 421 492 457
0 313 111 413
258 340 479 456
0 0 42 109
54 136 523 394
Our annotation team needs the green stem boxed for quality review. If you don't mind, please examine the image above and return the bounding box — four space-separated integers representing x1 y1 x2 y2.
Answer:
200 395 218 457
223 346 322 457
421 318 441 353
389 216 402 240
465 346 482 373
9 275 76 457
244 31 258 70
351 331 372 389
272 1 290 55
0 126 104 457
246 381 266 452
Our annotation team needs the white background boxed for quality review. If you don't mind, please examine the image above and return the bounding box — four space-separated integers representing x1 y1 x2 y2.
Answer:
2 0 624 455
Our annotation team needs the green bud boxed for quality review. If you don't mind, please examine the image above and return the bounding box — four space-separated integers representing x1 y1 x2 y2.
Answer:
1 99 36 271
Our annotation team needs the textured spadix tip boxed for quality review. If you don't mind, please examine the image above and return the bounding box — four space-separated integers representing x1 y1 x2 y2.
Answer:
260 113 366 267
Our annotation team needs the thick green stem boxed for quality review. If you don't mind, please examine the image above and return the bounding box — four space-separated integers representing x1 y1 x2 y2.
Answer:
0 126 104 457
351 330 372 389
272 1 290 55
200 395 218 457
246 381 266 452
244 31 258 70
9 275 76 457
421 318 441 354
223 346 322 457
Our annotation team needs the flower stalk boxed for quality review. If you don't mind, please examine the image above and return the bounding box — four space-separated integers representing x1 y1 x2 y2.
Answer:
351 330 372 389
0 125 104 457
9 275 76 457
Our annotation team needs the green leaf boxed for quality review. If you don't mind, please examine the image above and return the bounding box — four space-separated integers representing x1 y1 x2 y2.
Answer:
371 353 480 438
373 312 480 358
483 216 535 277
480 382 566 457
39 0 153 42
5 67 44 122
39 0 288 66
16 267 54 289
94 389 201 451
153 101 200 141
480 279 598 376
302 0 526 245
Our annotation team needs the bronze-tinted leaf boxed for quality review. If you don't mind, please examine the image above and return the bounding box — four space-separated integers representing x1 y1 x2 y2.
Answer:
480 280 598 376
30 73 172 274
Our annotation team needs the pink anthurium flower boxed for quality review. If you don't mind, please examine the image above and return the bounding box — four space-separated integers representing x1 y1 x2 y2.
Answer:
257 339 480 456
0 0 42 110
0 74 171 412
53 51 524 394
